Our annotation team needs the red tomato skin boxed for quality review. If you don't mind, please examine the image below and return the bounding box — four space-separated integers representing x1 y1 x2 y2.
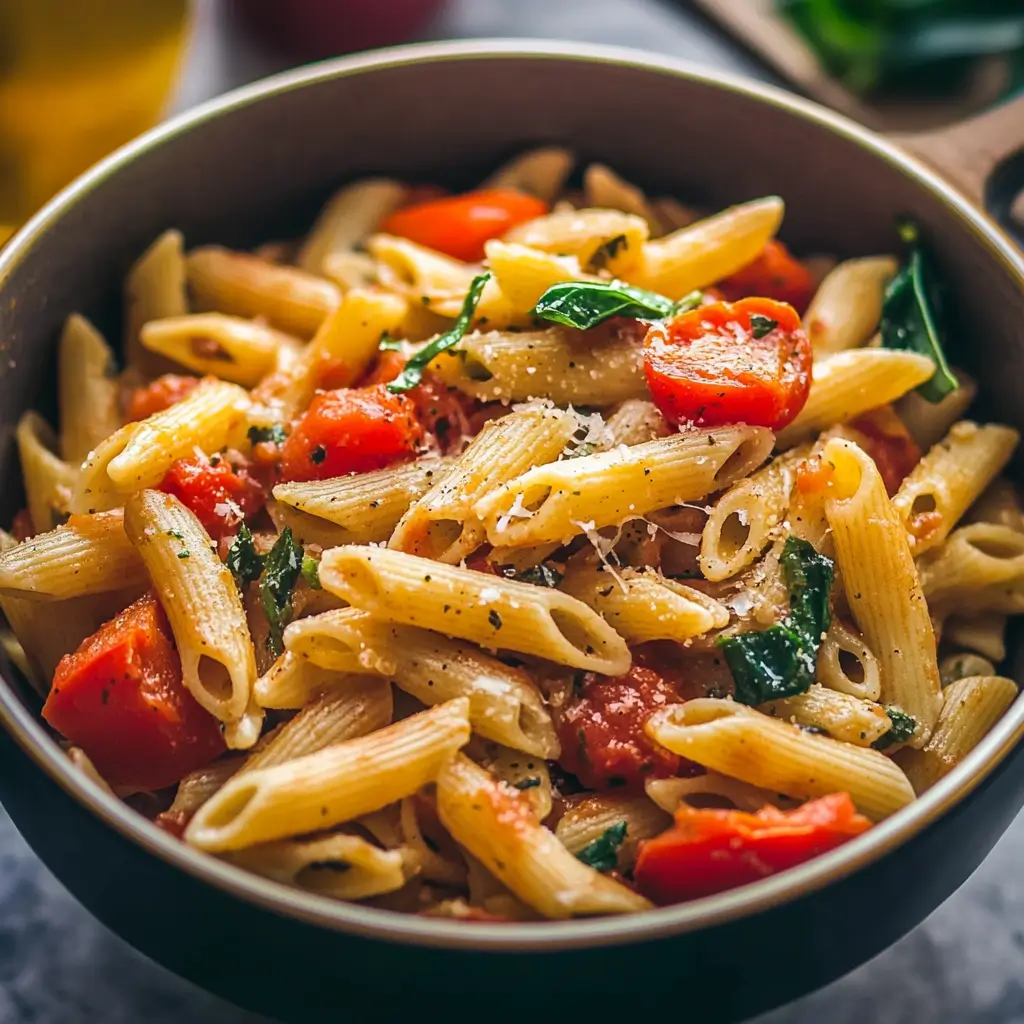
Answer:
643 297 811 430
634 793 871 905
124 374 201 422
43 593 225 791
157 454 265 541
380 189 548 262
719 240 816 314
279 385 423 482
555 661 701 791
845 405 922 497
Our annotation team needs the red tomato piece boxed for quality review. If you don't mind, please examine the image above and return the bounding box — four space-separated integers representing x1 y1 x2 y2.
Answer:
634 792 872 904
555 662 699 791
380 189 549 262
42 593 225 791
124 373 200 422
157 454 265 541
643 297 811 430
718 240 816 314
361 349 409 387
279 384 423 482
845 404 922 497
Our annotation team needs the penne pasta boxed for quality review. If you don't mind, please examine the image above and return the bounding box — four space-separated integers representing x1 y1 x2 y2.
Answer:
555 792 671 870
647 699 915 821
893 421 1018 553
435 754 651 918
57 314 120 466
186 245 341 339
895 369 977 451
317 547 632 676
481 146 574 202
582 163 665 234
700 444 810 581
939 652 997 685
628 196 784 299
253 651 361 710
124 490 260 749
896 676 1018 793
124 228 188 375
475 425 774 548
822 437 942 744
16 412 77 534
645 772 790 814
942 613 1007 664
761 684 892 747
966 477 1024 533
803 256 897 354
816 620 883 702
389 407 576 563
561 563 729 643
917 523 1024 610
0 510 147 600
185 698 471 852
603 399 669 447
775 349 935 448
483 240 595 313
283 610 558 758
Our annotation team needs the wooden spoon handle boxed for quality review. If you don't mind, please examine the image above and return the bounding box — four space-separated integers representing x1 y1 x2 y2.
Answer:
894 95 1024 208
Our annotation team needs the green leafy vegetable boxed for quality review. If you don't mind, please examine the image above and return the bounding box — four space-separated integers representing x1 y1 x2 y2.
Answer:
378 332 403 352
576 821 627 873
873 707 918 749
720 536 835 706
512 777 542 791
587 233 629 271
301 554 322 590
260 527 305 658
532 281 702 331
750 315 779 339
880 219 959 403
387 272 491 393
226 523 264 588
503 564 564 588
247 424 287 446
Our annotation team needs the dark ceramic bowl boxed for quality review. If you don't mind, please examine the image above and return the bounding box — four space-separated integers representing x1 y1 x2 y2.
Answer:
1 41 1024 1024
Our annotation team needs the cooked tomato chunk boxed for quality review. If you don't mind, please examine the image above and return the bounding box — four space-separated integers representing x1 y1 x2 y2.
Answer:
718 240 816 314
643 297 811 430
124 373 200 422
279 384 423 482
42 593 225 791
157 454 265 541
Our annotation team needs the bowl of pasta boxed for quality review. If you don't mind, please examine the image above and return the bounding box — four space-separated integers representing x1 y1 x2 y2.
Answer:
0 39 1023 1023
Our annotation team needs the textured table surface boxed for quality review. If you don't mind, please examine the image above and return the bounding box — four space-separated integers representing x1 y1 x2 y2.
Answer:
4 1 1024 1021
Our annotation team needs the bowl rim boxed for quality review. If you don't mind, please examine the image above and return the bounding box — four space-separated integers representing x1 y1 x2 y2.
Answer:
1 37 1023 952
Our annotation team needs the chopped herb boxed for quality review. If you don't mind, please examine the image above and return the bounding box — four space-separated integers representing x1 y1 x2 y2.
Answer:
488 609 503 630
719 536 834 705
247 424 287 446
167 529 184 540
532 280 701 331
301 554 322 590
873 707 918 749
176 550 190 559
567 442 596 459
880 219 958 403
387 271 491 393
576 822 627 873
310 445 327 465
260 527 305 658
512 777 542 791
503 563 564 588
378 332 403 352
750 314 779 339
587 233 629 271
226 523 264 589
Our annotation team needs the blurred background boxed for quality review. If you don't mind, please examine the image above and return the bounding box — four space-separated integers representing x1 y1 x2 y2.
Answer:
2 0 1023 245
2 2 1024 1022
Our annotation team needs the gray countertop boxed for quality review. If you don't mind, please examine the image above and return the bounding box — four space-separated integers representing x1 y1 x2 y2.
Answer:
4 1 1024 1020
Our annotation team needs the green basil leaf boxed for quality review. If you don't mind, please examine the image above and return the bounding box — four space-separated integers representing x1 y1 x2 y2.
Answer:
576 821 627 873
226 522 264 589
880 219 959 403
386 272 491 393
247 424 287 446
260 527 305 658
750 314 779 339
503 563 564 588
512 776 542 791
301 554 322 590
872 706 918 749
378 332 403 351
720 535 834 706
532 280 678 330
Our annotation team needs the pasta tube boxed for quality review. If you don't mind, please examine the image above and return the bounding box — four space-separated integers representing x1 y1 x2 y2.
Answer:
803 256 897 354
57 314 120 465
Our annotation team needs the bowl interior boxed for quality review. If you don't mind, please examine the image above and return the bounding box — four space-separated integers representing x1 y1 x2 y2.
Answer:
1 42 1023 948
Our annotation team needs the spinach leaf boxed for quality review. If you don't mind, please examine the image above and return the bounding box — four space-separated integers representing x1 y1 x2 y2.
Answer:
260 527 305 658
532 281 702 331
719 536 834 706
386 272 490 393
226 523 264 588
576 821 627 873
247 424 287 446
872 707 918 749
502 563 564 588
301 554 322 590
880 219 959 403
